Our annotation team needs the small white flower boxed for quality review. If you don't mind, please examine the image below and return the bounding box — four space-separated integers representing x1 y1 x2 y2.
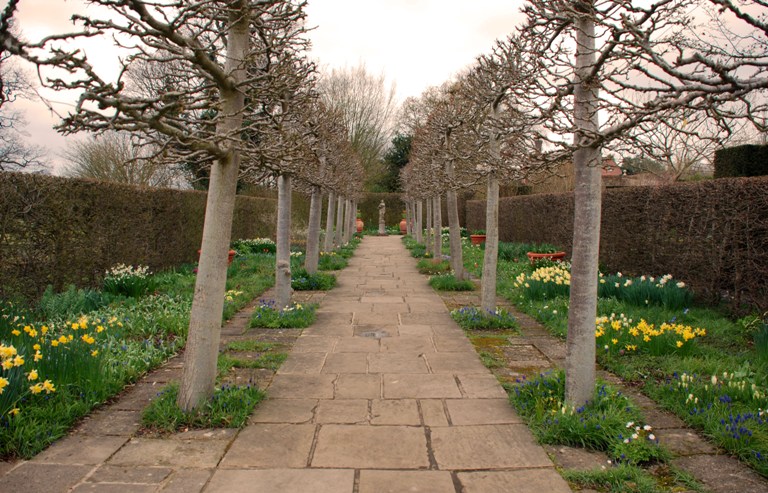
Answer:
631 433 638 440
623 438 630 444
648 433 656 441
643 424 652 431
677 281 686 288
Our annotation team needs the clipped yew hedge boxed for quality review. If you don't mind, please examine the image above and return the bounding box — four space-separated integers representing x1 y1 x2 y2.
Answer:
0 172 276 300
466 177 768 311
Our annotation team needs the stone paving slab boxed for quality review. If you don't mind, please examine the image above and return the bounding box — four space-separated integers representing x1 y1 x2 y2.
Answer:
267 374 337 398
108 438 229 468
221 424 314 468
315 399 369 424
322 352 369 373
249 398 317 423
370 353 429 373
86 465 172 484
431 424 552 470
446 398 523 425
334 373 382 399
1 463 94 492
311 424 430 469
383 374 463 398
457 469 573 493
32 435 129 465
371 399 421 425
358 470 457 493
160 469 212 493
206 469 354 493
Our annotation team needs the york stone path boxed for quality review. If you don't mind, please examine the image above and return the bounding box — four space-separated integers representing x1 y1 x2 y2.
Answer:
0 236 572 492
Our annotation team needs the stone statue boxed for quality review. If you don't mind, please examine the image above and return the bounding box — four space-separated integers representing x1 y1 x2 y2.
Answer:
378 200 386 235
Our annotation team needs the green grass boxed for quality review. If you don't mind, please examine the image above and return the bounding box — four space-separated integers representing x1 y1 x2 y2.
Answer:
141 382 265 434
561 465 701 493
225 340 276 352
428 274 475 291
318 252 348 271
291 269 337 291
509 370 668 466
217 353 288 374
471 241 768 479
417 258 451 275
248 301 317 329
450 306 518 331
0 251 276 459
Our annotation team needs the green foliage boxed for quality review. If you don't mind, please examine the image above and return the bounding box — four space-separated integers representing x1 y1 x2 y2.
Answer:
417 258 450 275
509 371 667 466
380 134 412 192
249 300 317 328
714 144 768 178
318 252 348 271
450 306 518 331
428 274 475 291
37 285 117 320
291 269 337 291
141 382 265 434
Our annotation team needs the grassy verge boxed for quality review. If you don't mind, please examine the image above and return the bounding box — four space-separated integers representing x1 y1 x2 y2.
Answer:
464 241 768 479
0 252 276 459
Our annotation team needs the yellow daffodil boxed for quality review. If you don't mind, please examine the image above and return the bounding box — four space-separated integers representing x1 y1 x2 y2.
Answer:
8 408 19 416
33 344 41 351
81 334 95 344
34 351 43 362
1 359 13 370
13 355 24 366
11 329 20 336
0 376 8 393
42 380 55 393
91 350 99 357
29 383 43 394
27 369 38 381
51 340 59 347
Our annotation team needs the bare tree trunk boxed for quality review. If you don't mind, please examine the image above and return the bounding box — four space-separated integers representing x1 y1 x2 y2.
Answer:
445 156 465 279
350 200 358 237
416 200 423 244
178 5 249 411
405 202 411 236
305 185 322 274
275 174 293 308
324 191 336 252
425 198 433 252
342 198 352 244
481 172 500 312
334 195 344 247
432 195 442 258
565 3 601 408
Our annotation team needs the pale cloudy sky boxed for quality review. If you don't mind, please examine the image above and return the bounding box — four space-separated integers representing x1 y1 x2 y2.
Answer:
6 0 527 173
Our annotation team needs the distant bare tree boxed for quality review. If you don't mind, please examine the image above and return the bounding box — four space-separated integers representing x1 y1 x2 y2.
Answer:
0 47 46 171
64 132 183 187
318 63 397 190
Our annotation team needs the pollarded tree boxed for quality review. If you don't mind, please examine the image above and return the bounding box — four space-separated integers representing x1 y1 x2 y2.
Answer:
1 0 313 411
518 0 768 407
458 34 546 312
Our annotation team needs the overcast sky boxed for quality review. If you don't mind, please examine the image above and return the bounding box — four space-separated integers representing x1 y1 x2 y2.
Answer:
6 0 527 173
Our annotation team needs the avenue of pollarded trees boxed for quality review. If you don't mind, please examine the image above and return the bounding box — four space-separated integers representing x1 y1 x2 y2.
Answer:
2 0 768 416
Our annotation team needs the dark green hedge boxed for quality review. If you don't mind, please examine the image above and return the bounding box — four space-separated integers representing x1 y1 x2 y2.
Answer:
714 144 768 178
0 172 276 300
467 177 768 311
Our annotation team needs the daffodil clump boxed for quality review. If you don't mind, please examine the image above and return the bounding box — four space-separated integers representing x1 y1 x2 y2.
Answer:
231 237 276 255
513 263 572 300
596 312 706 357
1 311 122 419
318 251 348 271
598 273 693 310
103 263 155 297
514 264 693 310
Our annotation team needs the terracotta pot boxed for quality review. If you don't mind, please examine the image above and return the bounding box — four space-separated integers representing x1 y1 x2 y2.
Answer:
399 219 407 234
356 218 364 233
198 249 238 265
526 251 566 264
470 234 486 246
